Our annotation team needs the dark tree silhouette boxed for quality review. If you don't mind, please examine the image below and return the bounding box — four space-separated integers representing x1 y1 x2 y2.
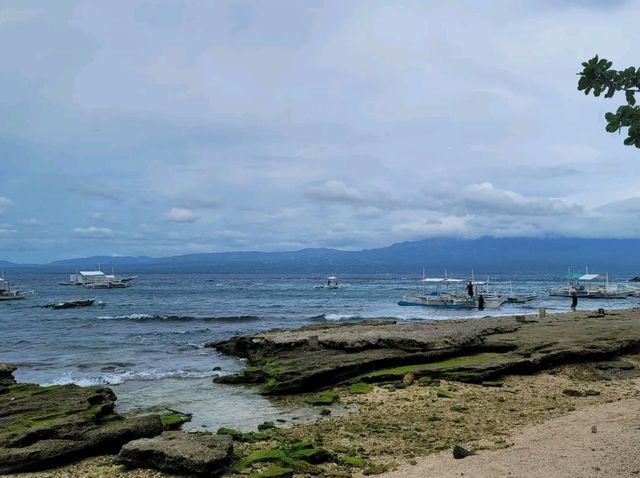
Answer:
578 56 640 148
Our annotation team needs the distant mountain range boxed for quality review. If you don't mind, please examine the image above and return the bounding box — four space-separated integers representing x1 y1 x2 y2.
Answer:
2 237 640 274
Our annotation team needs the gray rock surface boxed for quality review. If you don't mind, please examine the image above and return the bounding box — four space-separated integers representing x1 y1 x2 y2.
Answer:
0 363 17 386
210 310 640 394
117 431 233 476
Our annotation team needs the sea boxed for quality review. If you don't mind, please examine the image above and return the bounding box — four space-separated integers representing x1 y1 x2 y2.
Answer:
1 272 639 431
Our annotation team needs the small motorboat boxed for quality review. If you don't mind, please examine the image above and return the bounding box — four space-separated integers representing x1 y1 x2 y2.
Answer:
315 276 341 289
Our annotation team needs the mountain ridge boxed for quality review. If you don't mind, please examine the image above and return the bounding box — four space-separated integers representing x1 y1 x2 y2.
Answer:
2 237 640 274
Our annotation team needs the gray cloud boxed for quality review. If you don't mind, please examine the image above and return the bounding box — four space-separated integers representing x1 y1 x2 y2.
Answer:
1 1 640 261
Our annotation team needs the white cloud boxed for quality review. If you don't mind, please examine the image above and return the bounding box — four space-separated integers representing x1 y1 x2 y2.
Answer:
73 226 114 239
0 196 13 214
306 180 365 204
423 182 583 217
166 207 199 223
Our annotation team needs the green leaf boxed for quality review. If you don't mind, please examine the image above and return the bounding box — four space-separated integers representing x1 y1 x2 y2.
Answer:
606 123 619 133
577 76 589 90
624 136 635 145
626 90 636 106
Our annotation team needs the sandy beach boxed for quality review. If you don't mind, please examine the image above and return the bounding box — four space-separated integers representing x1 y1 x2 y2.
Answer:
380 397 640 478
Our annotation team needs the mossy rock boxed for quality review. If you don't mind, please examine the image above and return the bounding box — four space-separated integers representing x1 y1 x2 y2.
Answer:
258 421 277 431
402 372 415 386
363 463 389 475
319 408 331 416
481 380 504 387
217 427 269 443
417 376 433 386
341 455 368 468
159 412 191 430
248 465 294 478
290 446 331 464
435 389 456 399
348 382 373 395
234 448 287 470
306 391 339 406
234 446 323 474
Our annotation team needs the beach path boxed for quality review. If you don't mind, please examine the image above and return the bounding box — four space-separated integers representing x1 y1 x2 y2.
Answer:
379 397 640 478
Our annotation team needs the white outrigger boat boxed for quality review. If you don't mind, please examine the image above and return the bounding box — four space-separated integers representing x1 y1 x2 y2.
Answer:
505 281 538 303
398 275 475 309
468 279 507 309
315 276 341 289
550 271 628 299
0 276 26 301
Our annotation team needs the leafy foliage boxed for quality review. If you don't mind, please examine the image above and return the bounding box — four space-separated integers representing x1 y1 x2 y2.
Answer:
577 56 640 148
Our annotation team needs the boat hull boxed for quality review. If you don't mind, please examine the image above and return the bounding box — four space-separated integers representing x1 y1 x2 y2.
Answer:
398 295 476 309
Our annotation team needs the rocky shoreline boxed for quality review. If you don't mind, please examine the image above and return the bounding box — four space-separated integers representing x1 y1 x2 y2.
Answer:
0 365 229 476
5 308 640 477
208 308 640 394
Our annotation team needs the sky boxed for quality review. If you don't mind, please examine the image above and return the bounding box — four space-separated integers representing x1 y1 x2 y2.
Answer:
1 0 640 263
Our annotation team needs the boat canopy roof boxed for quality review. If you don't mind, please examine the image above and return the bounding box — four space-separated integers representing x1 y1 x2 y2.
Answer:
326 276 337 280
422 278 464 283
79 271 105 276
579 273 599 281
564 273 582 280
564 273 600 281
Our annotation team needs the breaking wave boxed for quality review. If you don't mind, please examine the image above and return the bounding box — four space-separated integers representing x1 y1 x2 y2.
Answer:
44 368 223 387
96 314 261 322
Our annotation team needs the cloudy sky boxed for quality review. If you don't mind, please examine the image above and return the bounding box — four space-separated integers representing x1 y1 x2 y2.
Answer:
1 0 640 262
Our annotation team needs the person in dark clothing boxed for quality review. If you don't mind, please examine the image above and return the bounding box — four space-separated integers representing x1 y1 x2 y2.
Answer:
466 281 474 297
478 294 485 311
571 289 578 311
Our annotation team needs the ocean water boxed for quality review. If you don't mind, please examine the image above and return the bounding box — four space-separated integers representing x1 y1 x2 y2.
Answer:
1 272 638 431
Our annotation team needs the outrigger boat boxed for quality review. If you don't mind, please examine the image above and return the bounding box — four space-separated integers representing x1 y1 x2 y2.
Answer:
398 273 475 309
0 277 26 301
505 281 538 303
550 270 628 299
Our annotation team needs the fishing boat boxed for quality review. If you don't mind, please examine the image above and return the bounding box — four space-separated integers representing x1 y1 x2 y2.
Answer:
549 271 628 299
505 281 538 303
464 279 507 309
398 275 475 309
315 276 340 289
0 277 26 301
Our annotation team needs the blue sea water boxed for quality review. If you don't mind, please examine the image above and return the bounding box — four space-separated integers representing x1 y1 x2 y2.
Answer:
1 272 638 431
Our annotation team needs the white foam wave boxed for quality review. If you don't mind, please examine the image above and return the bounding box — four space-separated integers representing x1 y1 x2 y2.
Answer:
44 368 218 386
98 313 155 320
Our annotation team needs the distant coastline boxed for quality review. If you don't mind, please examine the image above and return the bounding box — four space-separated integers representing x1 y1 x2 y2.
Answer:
4 237 640 274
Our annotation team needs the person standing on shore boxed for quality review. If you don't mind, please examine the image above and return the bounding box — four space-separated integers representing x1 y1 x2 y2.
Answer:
571 289 578 311
478 294 485 311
